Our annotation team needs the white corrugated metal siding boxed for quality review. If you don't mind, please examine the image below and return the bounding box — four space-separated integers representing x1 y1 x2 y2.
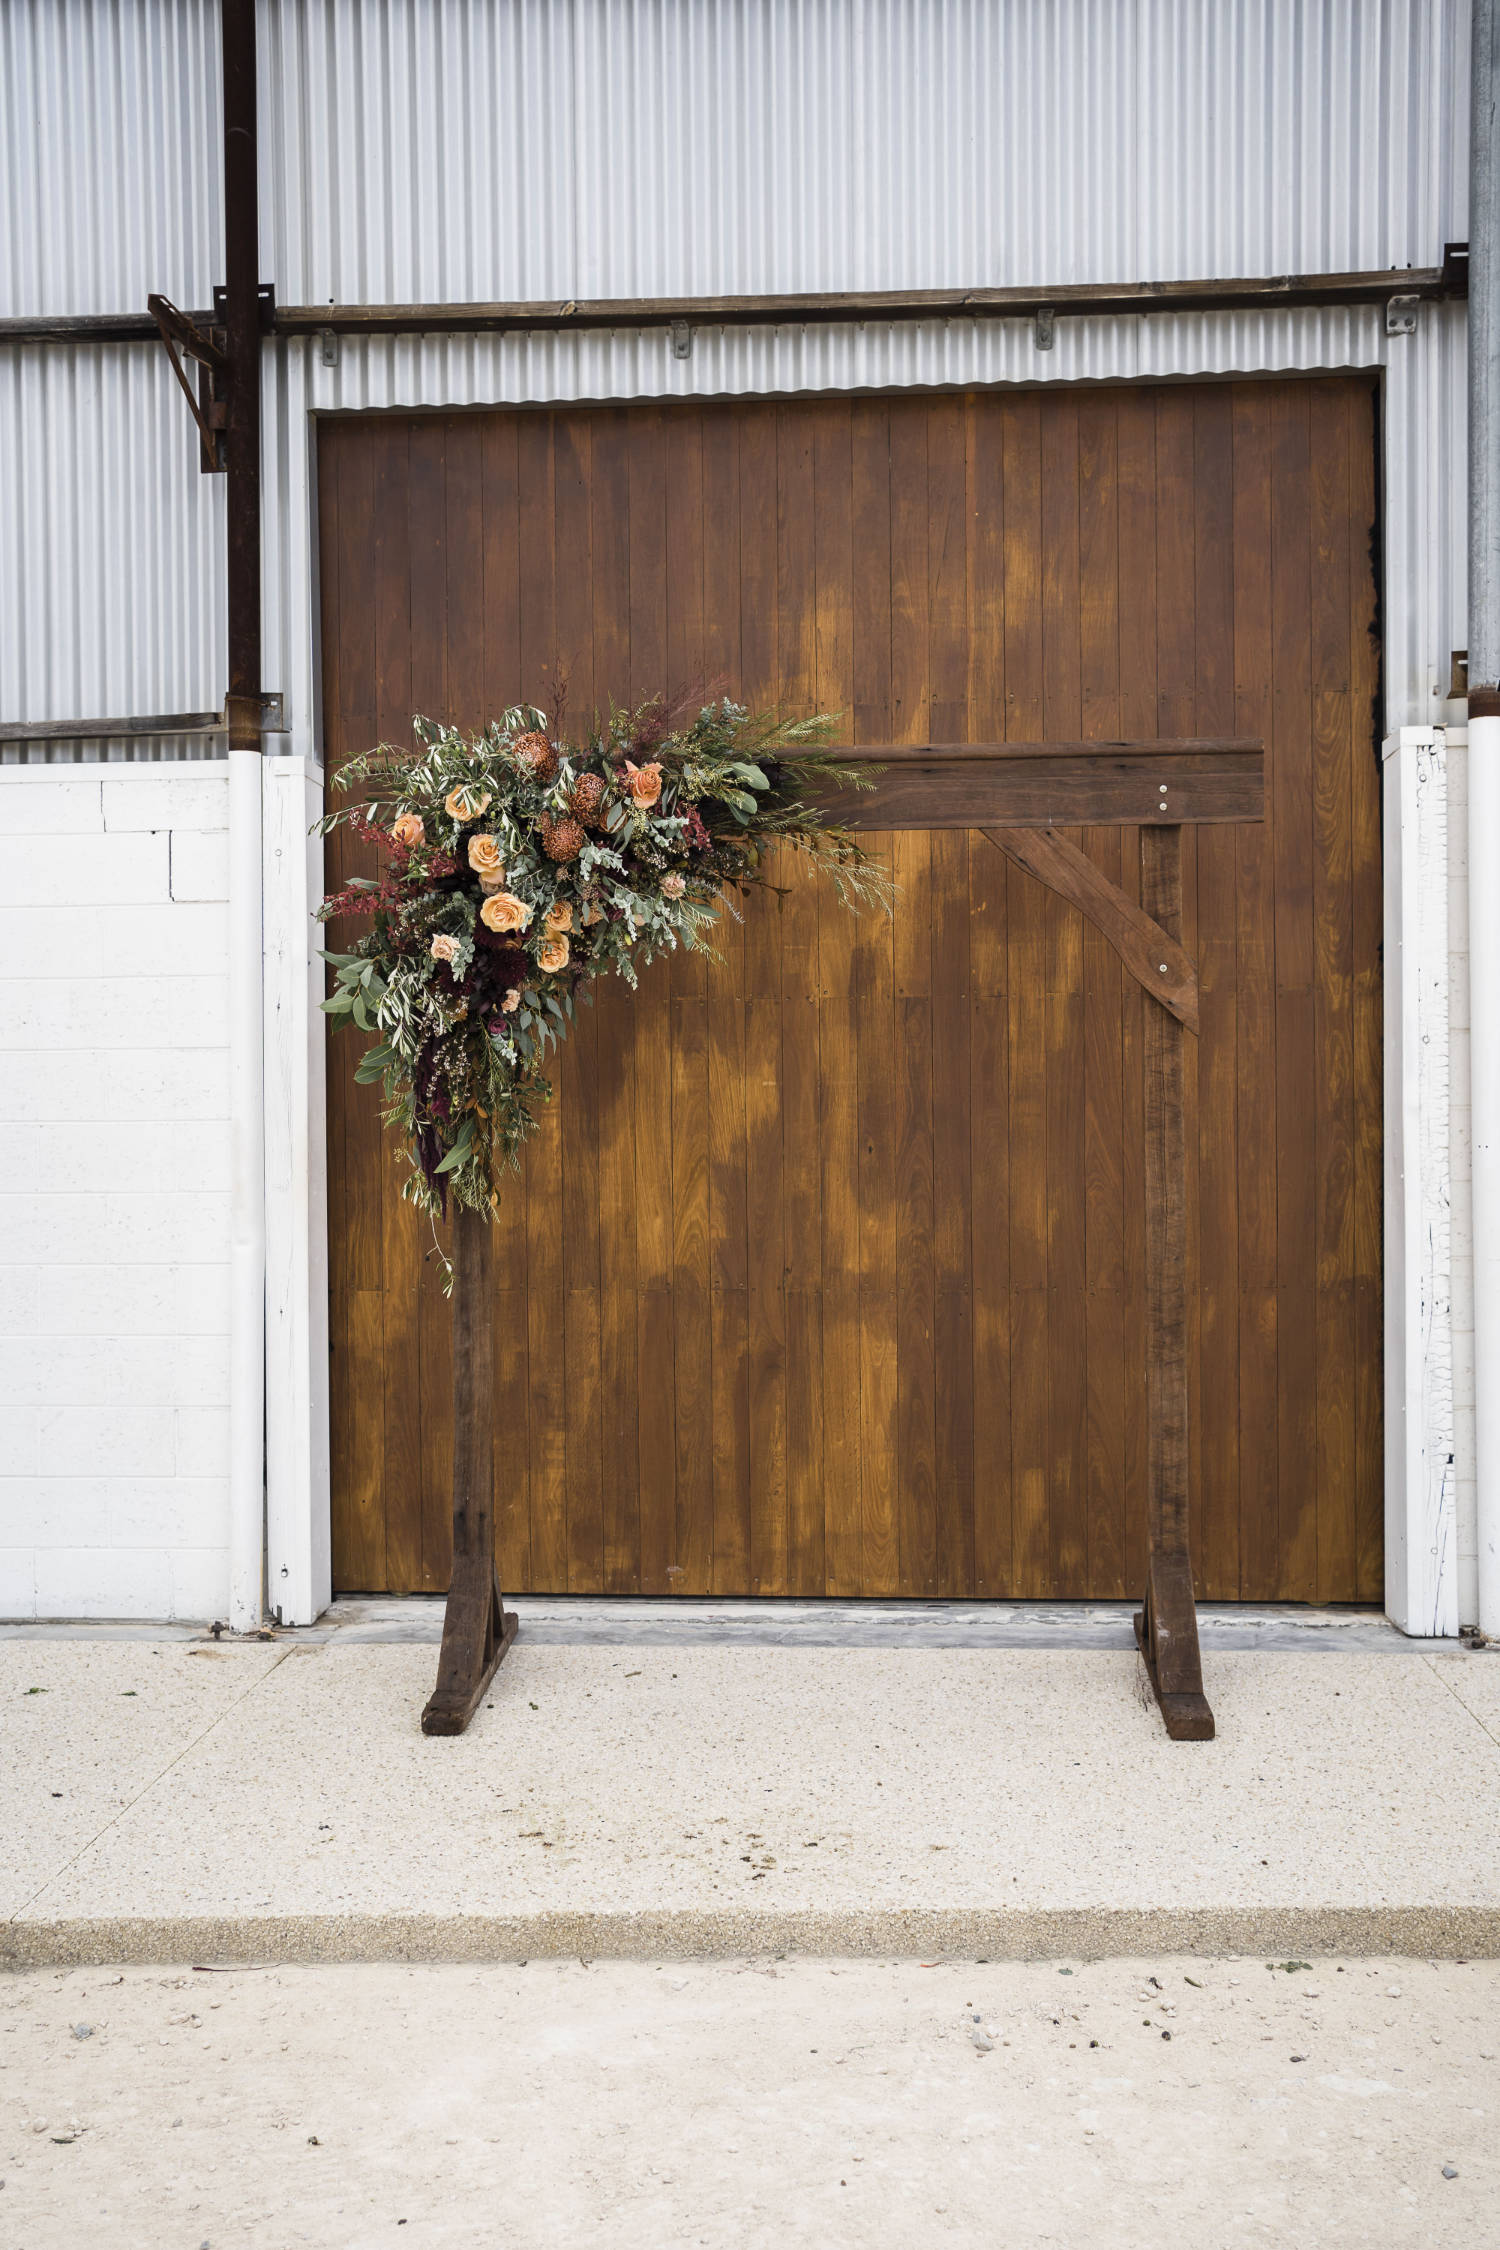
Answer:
259 0 1468 301
1 0 1471 319
1 0 220 317
0 344 225 748
0 0 1474 741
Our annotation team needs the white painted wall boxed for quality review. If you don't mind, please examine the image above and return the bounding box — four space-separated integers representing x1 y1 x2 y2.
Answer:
0 763 232 1621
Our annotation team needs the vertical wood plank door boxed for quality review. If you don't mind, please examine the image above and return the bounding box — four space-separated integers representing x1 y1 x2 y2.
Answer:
319 377 1383 1602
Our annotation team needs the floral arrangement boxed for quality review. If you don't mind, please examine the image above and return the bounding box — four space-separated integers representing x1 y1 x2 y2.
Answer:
318 695 887 1242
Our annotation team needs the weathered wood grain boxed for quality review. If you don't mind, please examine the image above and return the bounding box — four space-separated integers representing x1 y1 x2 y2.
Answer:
322 378 1383 1604
982 826 1201 1032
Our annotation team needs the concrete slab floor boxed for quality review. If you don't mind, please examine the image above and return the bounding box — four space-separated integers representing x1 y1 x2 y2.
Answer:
0 1643 285 1922
4 1635 1500 1966
0 1956 1495 2248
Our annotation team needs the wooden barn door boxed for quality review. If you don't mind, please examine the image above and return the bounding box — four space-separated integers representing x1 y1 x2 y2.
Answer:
319 377 1382 1602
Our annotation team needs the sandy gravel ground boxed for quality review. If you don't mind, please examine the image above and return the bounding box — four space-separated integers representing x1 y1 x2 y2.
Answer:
0 1956 1494 2248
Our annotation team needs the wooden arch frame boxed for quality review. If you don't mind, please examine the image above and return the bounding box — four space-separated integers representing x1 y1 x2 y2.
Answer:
421 737 1264 1742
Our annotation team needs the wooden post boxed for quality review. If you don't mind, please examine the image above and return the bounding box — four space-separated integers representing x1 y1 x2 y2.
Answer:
420 1202 518 1736
1135 825 1214 1739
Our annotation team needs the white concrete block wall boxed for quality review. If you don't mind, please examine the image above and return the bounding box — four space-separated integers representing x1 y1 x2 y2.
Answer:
0 763 231 1620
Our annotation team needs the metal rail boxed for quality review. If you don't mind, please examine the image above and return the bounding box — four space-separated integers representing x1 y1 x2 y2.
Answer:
0 696 284 746
0 256 1469 351
0 712 222 744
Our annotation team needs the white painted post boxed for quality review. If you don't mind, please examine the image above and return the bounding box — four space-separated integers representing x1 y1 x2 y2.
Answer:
1384 728 1459 1636
1448 728 1480 1630
228 746 267 1632
262 754 331 1625
1470 712 1500 1636
1473 0 1500 1643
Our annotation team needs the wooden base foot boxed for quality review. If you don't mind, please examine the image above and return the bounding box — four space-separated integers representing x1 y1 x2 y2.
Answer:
1134 1553 1214 1741
421 1561 518 1737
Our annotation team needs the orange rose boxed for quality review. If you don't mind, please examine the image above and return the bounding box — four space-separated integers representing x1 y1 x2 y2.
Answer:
479 891 533 933
622 760 663 807
467 834 505 881
445 784 493 823
543 900 573 934
391 812 425 848
430 932 461 965
536 936 570 973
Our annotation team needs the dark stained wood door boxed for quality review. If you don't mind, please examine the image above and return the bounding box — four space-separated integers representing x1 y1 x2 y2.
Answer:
319 377 1382 1602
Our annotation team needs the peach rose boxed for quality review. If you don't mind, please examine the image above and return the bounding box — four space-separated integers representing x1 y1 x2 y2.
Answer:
444 784 493 823
479 890 533 934
661 871 686 899
479 871 507 895
536 936 571 974
580 898 604 926
391 812 425 848
543 900 573 935
430 932 461 965
467 834 505 882
622 759 663 808
502 987 521 1014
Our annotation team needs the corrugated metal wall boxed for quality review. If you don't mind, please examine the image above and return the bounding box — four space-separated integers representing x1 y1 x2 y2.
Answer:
0 0 1474 742
1 0 220 317
3 0 1470 315
0 346 226 752
259 0 1468 301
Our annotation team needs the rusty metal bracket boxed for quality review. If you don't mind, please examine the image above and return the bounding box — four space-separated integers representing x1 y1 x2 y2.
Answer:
147 293 228 472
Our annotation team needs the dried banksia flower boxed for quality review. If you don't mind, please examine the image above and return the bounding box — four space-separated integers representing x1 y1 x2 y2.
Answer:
540 813 585 862
513 730 559 784
569 771 608 827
